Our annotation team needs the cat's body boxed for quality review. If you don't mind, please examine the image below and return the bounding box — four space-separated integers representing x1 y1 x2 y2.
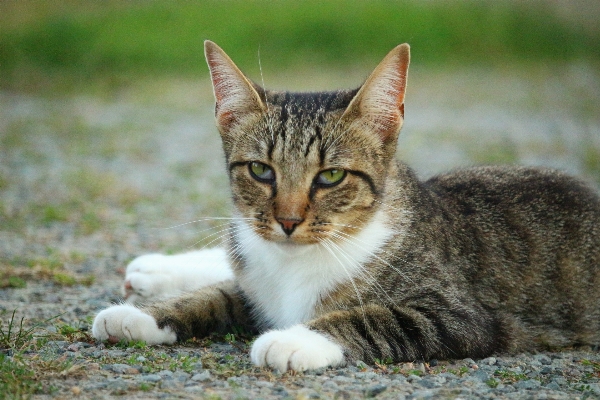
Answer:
93 41 600 371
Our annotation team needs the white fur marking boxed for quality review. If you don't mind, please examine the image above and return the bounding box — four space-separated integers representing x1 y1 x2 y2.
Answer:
250 325 344 371
236 209 395 328
123 248 233 304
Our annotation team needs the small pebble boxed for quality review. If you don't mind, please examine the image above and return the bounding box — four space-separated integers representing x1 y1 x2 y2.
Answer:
514 379 542 390
481 357 497 366
191 371 211 382
364 384 387 397
140 374 162 383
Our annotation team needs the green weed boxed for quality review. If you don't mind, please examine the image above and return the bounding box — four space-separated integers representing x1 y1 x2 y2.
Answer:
494 369 528 383
52 272 76 286
581 359 600 371
40 205 68 225
0 310 55 351
139 382 152 391
6 276 26 289
486 378 499 388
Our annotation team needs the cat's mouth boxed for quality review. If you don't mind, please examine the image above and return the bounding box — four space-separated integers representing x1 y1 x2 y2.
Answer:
266 231 321 245
256 221 333 246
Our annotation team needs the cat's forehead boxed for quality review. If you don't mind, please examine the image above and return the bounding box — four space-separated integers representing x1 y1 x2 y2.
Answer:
265 89 358 122
251 90 359 167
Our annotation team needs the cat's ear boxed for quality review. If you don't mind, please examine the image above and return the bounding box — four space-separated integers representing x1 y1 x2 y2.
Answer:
342 44 410 146
204 40 266 131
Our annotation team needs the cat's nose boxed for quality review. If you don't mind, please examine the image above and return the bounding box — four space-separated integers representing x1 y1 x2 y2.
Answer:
276 217 303 236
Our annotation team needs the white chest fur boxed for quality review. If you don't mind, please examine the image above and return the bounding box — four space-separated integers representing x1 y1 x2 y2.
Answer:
234 210 394 329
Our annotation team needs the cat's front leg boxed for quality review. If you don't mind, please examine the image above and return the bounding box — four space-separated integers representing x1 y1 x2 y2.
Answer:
123 248 233 303
303 301 501 365
92 304 177 345
250 298 502 371
92 281 254 344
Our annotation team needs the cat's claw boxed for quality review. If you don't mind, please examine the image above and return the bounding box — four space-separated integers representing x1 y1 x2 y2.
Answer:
250 325 345 372
92 304 177 345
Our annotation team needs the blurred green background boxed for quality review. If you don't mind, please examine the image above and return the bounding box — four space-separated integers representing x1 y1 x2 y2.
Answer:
1 0 599 261
1 0 599 92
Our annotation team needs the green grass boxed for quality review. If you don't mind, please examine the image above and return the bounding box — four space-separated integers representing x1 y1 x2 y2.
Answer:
0 249 96 289
1 0 598 91
0 311 96 399
0 353 40 400
1 310 40 351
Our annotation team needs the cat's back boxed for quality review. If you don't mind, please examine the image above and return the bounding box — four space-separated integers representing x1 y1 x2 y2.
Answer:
425 165 600 221
422 164 600 267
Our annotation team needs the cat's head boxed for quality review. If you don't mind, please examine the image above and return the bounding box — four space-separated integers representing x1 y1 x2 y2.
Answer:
205 41 409 245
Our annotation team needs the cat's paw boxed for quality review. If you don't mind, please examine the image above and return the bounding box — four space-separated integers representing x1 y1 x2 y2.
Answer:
92 304 177 345
250 325 345 372
123 248 233 303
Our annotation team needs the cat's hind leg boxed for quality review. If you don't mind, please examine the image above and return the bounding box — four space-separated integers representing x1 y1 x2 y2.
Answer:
123 248 233 304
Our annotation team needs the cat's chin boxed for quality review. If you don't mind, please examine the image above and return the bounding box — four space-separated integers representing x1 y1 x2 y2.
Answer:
270 240 317 256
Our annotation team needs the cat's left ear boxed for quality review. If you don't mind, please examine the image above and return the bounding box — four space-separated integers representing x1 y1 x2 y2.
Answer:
342 44 410 147
204 40 266 132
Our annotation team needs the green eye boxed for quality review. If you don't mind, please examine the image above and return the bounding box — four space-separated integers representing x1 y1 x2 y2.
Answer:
249 162 275 183
316 169 346 187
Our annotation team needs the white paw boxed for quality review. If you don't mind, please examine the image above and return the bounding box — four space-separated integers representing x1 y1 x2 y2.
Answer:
92 304 177 345
123 248 233 303
250 325 345 372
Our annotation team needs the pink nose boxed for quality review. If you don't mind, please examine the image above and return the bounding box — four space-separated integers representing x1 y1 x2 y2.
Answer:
276 218 303 236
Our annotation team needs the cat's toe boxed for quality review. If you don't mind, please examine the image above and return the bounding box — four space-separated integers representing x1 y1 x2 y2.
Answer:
250 325 345 372
92 304 177 345
123 272 172 303
121 255 175 302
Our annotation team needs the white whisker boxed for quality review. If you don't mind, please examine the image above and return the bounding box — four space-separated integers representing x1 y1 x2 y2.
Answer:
324 235 399 309
328 228 414 284
157 216 256 231
318 238 368 327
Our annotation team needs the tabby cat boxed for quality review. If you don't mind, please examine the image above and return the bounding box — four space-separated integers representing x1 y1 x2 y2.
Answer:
92 41 600 372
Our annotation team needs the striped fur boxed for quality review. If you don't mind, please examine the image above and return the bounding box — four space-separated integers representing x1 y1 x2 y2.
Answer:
115 42 600 368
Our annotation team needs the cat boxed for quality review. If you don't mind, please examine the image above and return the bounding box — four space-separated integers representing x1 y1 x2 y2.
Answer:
92 40 600 372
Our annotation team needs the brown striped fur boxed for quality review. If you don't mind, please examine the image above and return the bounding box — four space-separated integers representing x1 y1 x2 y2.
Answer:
142 41 600 365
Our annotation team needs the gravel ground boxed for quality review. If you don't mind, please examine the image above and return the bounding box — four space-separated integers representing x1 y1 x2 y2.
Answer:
3 281 600 399
1 66 600 399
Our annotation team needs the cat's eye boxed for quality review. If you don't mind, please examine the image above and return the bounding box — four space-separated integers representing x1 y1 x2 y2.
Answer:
316 169 346 187
249 162 275 183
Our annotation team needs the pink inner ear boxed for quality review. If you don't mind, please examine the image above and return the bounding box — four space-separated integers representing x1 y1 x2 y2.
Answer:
207 57 229 105
216 109 236 130
375 53 409 142
373 113 401 143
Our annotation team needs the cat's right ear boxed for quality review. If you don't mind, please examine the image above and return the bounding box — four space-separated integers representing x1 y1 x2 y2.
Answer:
204 41 266 132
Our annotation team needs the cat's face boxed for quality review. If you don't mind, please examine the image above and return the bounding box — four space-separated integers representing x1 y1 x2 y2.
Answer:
205 41 410 245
